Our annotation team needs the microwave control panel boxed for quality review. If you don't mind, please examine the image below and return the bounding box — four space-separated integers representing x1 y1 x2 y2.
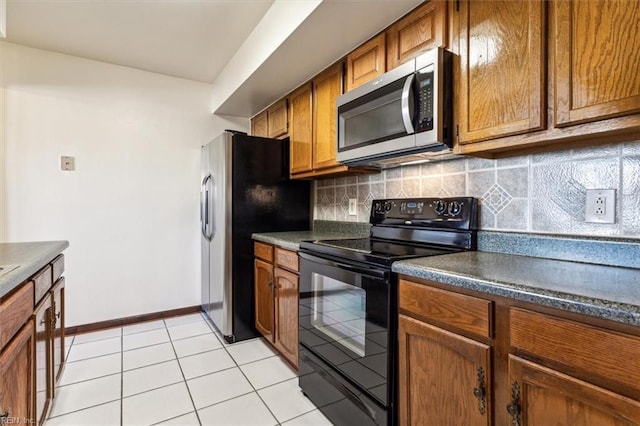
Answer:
415 66 434 132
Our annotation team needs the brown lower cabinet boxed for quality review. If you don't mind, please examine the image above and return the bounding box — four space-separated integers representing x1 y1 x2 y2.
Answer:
0 254 66 425
398 276 640 425
254 242 299 369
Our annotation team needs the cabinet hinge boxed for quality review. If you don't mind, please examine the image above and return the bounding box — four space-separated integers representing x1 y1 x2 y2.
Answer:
456 0 460 12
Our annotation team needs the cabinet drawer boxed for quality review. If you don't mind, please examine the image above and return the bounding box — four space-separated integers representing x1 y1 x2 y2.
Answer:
275 247 298 273
254 242 273 263
52 254 65 282
510 308 640 394
34 265 53 305
399 279 492 338
0 281 34 348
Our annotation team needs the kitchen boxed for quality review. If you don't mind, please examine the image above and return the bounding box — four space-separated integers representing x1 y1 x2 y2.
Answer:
1 0 640 425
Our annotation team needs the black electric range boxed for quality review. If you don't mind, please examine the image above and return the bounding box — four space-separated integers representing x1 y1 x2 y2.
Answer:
297 197 478 426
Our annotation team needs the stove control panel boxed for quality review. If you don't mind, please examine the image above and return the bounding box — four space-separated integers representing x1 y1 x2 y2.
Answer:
371 197 478 229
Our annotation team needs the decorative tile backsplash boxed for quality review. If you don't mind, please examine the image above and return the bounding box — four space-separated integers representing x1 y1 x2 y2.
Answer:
314 141 640 238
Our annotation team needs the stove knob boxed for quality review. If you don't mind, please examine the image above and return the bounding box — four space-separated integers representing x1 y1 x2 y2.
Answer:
384 202 392 212
434 200 447 215
448 201 461 216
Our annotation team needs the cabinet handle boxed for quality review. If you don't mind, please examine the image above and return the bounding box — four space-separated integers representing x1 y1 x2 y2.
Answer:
506 381 521 426
472 367 486 415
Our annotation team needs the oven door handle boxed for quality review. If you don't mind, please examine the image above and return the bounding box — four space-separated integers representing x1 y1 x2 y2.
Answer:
300 352 379 423
298 252 388 279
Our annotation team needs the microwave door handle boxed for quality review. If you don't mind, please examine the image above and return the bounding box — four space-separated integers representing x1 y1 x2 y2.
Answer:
401 73 415 134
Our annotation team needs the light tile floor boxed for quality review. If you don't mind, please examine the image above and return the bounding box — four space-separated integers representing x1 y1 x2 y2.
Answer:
45 312 332 426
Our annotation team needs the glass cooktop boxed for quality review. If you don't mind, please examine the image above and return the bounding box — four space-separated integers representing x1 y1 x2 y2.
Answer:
299 237 460 268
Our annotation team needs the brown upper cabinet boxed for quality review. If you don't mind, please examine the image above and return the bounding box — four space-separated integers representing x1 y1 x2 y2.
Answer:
312 62 343 171
288 63 374 179
386 0 447 69
345 1 447 92
554 0 640 127
288 83 314 175
455 0 640 157
267 99 288 138
346 33 386 92
251 99 288 139
251 110 268 137
456 0 545 145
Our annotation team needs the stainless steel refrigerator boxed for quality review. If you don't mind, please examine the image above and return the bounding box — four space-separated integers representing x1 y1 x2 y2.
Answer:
200 130 310 343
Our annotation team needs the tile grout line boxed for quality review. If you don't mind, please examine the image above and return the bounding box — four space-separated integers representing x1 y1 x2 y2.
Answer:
164 318 204 426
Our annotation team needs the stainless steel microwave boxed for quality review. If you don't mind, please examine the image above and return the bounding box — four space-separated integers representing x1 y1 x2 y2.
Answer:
336 47 453 167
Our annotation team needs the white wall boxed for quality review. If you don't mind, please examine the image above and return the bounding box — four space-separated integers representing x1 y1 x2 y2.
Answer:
0 42 248 326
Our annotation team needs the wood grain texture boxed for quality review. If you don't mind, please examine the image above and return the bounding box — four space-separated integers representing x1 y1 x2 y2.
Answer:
387 0 447 70
399 279 492 338
33 295 51 426
510 308 640 397
288 83 313 175
398 314 491 426
274 247 298 273
0 321 34 425
274 267 299 370
346 33 386 92
0 281 34 349
251 110 268 137
555 0 640 127
51 255 64 284
254 241 274 263
50 278 65 391
457 0 545 144
33 266 52 307
312 62 343 171
267 99 288 138
254 259 274 341
509 355 640 425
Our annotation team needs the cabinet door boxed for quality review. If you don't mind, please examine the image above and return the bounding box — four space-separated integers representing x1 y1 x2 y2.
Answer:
254 259 274 342
33 296 51 426
267 99 288 138
554 0 640 127
273 267 298 369
0 321 34 426
398 314 491 426
386 0 447 70
251 110 268 137
507 355 640 426
50 278 65 392
289 83 314 175
346 33 386 92
457 0 545 144
312 62 343 170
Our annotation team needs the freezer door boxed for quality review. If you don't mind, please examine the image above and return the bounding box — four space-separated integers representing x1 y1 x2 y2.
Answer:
206 132 233 337
201 144 210 314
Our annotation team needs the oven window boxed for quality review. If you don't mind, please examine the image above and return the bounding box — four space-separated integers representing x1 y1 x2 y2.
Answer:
310 273 366 357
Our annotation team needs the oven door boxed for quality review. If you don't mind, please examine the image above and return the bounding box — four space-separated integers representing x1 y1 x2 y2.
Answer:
298 252 392 411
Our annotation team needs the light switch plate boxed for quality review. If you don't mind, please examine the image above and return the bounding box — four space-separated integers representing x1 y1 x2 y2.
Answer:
61 156 75 171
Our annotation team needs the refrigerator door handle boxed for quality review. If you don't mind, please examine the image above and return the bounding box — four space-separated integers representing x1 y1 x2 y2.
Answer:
201 174 212 240
206 174 215 241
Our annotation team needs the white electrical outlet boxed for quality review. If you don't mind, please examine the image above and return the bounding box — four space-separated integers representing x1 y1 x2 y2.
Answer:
348 198 357 216
585 189 615 223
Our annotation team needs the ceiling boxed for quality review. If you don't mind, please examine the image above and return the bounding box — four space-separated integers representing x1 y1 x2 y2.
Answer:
4 0 423 117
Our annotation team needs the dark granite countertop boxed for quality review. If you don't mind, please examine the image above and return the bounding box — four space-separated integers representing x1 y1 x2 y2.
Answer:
392 251 640 327
0 241 69 299
252 220 371 251
252 230 370 251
